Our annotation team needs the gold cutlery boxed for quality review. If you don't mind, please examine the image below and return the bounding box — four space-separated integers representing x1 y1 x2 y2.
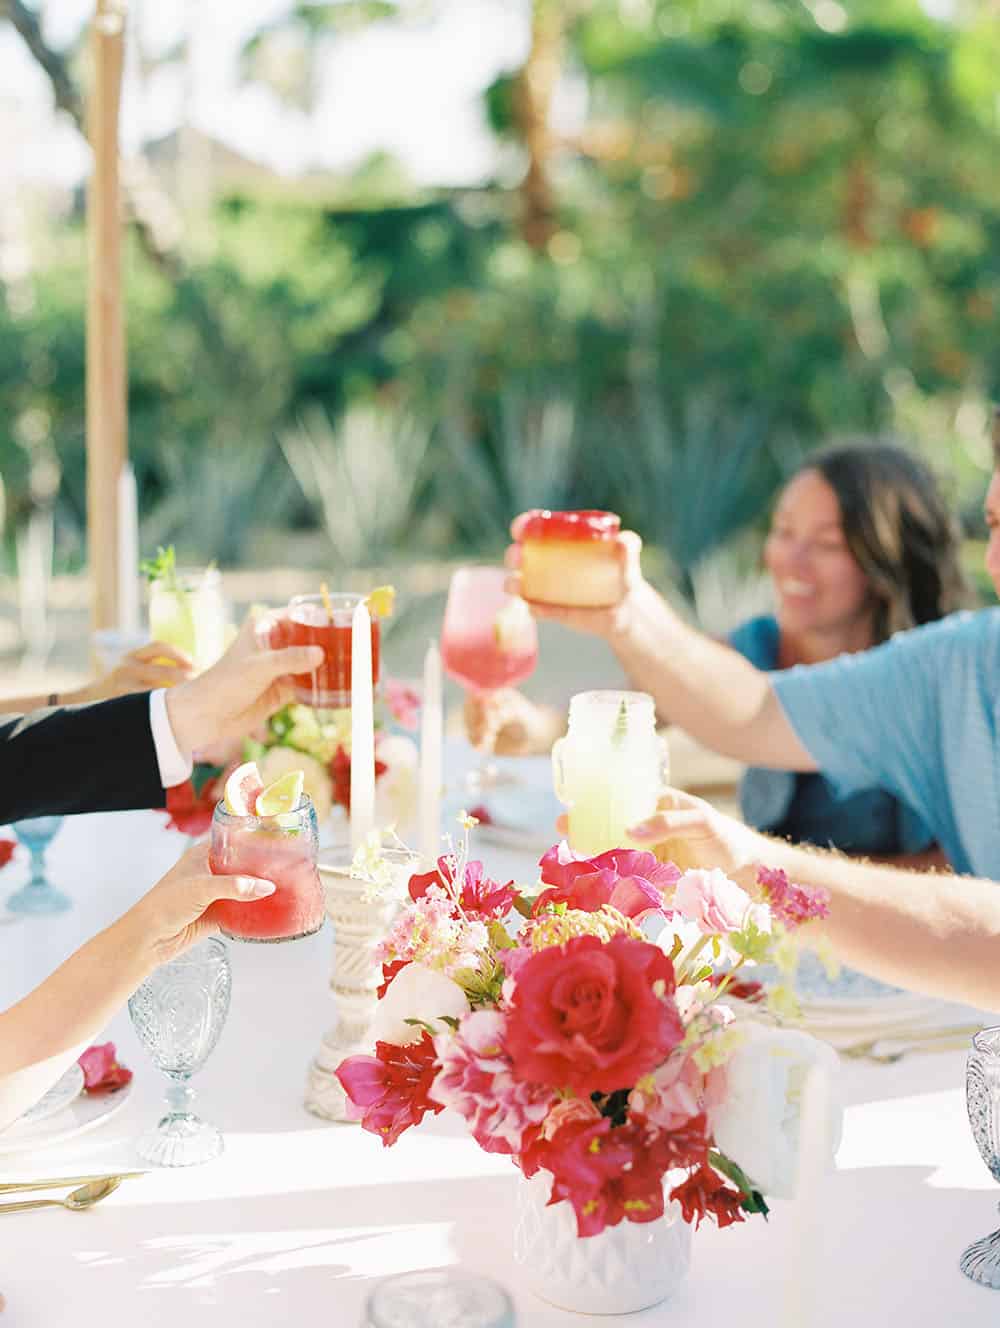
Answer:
840 1023 983 1063
0 1177 122 1214
0 1171 145 1195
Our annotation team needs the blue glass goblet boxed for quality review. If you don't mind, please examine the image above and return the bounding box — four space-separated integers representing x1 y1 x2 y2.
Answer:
6 817 69 914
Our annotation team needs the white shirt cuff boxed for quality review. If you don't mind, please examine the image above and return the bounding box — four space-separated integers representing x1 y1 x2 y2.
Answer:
149 689 193 789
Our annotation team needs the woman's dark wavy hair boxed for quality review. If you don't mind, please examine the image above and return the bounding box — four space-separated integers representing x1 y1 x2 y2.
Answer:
796 442 968 643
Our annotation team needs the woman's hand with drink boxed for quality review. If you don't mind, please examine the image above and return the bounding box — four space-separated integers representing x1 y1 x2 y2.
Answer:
121 841 276 967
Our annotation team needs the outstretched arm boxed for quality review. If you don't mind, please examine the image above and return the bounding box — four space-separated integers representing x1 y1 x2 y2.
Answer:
0 844 274 1130
507 532 817 770
633 790 1000 1010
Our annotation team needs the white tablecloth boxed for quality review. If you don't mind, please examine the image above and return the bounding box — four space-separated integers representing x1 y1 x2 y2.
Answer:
1 785 998 1327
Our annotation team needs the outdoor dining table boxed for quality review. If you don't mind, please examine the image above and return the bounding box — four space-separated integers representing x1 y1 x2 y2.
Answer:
1 751 998 1327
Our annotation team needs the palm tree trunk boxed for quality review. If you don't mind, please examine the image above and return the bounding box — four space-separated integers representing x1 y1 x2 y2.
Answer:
513 0 564 250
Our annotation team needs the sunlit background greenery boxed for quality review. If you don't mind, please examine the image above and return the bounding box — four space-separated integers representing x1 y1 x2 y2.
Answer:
3 0 1000 634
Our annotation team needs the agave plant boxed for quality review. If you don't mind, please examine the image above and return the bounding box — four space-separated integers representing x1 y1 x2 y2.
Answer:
142 438 293 567
433 383 581 551
279 403 429 569
590 374 806 593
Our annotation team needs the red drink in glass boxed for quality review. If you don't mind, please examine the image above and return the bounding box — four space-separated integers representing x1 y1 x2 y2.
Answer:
208 799 324 942
263 592 381 708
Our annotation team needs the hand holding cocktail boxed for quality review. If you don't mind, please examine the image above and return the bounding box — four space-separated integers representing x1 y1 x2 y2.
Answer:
505 509 644 641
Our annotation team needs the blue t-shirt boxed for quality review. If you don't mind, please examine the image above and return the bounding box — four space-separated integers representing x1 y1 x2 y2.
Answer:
769 609 1000 877
730 616 934 859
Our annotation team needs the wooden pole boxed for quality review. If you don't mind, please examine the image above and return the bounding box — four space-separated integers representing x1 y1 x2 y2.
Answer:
86 0 128 634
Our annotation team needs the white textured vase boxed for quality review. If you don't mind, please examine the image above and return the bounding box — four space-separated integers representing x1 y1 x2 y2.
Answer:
304 849 418 1122
513 1171 691 1315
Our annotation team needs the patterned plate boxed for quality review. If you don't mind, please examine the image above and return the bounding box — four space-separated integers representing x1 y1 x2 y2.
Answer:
17 1063 85 1126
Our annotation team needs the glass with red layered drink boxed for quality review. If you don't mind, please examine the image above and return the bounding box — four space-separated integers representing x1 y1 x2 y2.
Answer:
440 566 538 789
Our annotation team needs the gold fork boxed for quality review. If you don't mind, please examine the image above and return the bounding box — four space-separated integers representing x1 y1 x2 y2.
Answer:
0 1171 145 1195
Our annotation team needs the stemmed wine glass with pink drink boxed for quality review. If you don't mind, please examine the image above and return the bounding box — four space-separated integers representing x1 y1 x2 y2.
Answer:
440 566 539 791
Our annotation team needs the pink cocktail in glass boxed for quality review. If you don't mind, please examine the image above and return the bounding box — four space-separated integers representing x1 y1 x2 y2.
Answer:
207 799 324 942
441 566 538 787
258 592 380 709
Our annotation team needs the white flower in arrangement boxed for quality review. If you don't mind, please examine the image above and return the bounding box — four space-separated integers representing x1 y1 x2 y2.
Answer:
373 734 419 838
371 962 471 1047
258 746 333 823
708 1022 842 1198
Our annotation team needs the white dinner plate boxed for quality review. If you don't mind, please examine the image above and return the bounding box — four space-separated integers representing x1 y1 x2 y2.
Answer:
0 1082 133 1157
17 1063 85 1126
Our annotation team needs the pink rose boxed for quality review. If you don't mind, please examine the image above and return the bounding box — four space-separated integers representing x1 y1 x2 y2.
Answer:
431 1010 554 1154
673 868 757 935
505 934 685 1096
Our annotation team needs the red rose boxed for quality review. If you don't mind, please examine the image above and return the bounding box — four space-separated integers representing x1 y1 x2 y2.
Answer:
505 934 684 1096
0 838 15 870
335 1033 444 1146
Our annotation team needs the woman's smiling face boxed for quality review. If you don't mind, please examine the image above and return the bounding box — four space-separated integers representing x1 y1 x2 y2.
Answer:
764 468 874 640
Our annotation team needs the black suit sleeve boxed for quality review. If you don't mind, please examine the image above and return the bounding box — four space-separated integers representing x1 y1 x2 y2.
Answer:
0 692 167 824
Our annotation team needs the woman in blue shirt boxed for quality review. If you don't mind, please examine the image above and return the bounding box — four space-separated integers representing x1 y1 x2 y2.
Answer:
727 444 966 862
475 444 966 864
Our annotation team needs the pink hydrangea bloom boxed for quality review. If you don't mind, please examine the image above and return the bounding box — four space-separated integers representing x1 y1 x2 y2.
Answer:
376 884 488 977
431 1010 554 1154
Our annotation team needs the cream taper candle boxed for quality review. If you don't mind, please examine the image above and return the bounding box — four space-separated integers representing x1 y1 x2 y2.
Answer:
350 600 375 850
419 640 443 864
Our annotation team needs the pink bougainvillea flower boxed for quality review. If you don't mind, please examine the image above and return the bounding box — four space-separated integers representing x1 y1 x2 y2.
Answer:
534 844 680 922
409 856 517 922
78 1043 133 1094
335 1033 444 1147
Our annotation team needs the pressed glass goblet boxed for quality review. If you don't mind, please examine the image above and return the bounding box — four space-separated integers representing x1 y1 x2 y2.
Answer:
961 1026 1000 1287
6 817 69 914
128 938 232 1167
364 1269 516 1328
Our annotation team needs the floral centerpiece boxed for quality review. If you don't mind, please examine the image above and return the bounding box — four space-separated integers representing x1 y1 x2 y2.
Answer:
335 822 838 1313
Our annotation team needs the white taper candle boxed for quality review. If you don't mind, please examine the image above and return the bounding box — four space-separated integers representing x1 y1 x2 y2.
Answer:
419 640 443 865
350 600 376 851
117 463 141 636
